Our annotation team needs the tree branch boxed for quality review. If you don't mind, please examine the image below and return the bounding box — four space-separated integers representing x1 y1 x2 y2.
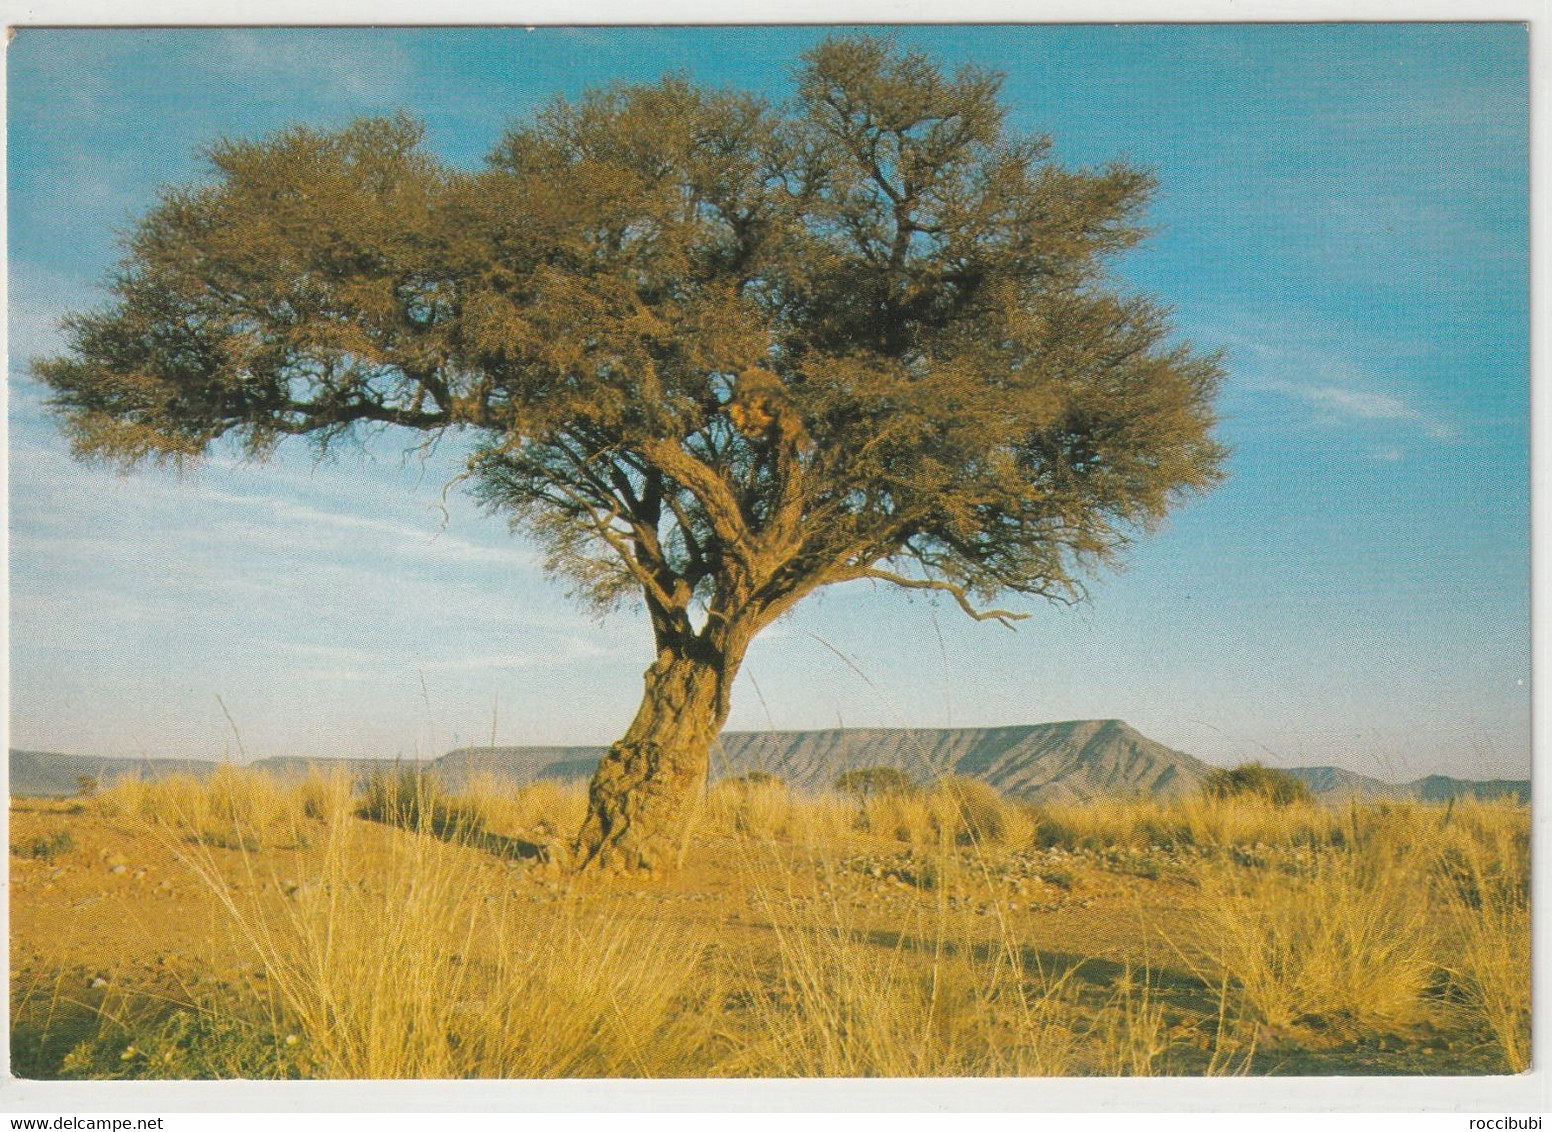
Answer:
848 567 1029 630
640 438 755 569
548 478 687 622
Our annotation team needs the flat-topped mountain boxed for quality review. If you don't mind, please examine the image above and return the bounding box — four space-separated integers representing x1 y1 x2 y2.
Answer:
439 718 1209 802
9 750 225 798
11 724 1528 804
7 749 425 798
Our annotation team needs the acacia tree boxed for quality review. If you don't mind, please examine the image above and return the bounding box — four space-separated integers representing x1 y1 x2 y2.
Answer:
36 36 1226 873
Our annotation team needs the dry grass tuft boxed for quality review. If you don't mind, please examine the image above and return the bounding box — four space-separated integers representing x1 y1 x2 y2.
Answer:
179 808 712 1078
462 777 589 841
727 851 1082 1076
291 769 355 826
38 771 1529 1079
1196 848 1435 1030
1434 802 1531 1072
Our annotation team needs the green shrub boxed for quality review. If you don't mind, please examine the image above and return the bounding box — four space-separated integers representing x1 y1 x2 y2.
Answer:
12 830 76 861
1202 762 1313 807
728 771 786 789
835 766 915 797
192 830 263 853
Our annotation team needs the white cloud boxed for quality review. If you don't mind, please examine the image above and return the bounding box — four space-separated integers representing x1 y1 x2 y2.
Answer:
1207 318 1460 446
271 637 623 674
7 262 107 365
9 422 639 707
417 640 621 672
214 30 415 106
10 433 539 570
197 488 540 568
1259 378 1456 440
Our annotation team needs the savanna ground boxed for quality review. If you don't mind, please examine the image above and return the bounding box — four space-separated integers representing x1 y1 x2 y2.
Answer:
9 768 1530 1079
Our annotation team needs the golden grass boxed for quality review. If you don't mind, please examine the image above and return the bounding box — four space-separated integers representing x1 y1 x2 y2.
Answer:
723 837 1085 1076
47 770 1532 1077
169 804 713 1078
96 766 348 837
1030 794 1355 851
1193 849 1436 1030
1095 966 1171 1077
849 776 1035 849
1435 805 1531 1073
441 774 590 842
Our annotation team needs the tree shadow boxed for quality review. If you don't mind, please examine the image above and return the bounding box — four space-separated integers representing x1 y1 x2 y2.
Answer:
856 926 1216 1004
354 810 556 864
456 828 556 863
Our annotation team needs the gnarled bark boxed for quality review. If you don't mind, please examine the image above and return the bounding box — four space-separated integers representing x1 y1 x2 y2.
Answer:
574 644 738 874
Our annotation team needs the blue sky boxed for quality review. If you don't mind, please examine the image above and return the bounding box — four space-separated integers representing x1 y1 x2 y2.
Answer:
7 25 1530 779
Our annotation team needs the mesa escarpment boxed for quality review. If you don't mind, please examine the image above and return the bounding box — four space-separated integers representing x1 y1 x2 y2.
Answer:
11 721 1527 803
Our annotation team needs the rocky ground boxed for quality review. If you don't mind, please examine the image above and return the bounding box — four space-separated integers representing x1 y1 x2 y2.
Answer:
9 795 1512 1079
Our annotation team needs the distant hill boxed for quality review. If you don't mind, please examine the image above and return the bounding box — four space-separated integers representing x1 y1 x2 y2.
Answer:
1284 765 1530 804
8 750 220 797
13 722 1203 802
1408 774 1530 804
442 719 1209 802
436 719 1210 802
1284 765 1398 800
8 750 427 798
11 724 1528 804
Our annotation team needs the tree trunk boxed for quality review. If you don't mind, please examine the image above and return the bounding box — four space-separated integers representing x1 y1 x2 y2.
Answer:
574 644 737 874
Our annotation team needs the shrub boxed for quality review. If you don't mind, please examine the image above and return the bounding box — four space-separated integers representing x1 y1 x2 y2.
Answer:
358 769 485 839
205 765 290 830
704 776 793 839
13 830 75 861
928 777 1013 845
453 776 587 841
854 788 934 841
1197 849 1435 1029
1202 762 1312 807
834 766 915 797
291 771 353 826
729 771 785 789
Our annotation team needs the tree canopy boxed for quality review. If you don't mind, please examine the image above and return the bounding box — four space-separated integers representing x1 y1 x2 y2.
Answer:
36 35 1227 870
40 37 1222 635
